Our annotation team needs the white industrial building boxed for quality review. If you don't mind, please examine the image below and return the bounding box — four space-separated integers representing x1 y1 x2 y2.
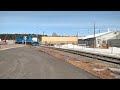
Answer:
78 30 120 48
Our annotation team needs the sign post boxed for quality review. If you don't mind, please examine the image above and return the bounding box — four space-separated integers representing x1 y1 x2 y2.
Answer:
0 39 1 48
24 36 27 45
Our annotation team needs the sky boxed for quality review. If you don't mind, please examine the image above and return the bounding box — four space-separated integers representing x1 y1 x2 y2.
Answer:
0 11 120 36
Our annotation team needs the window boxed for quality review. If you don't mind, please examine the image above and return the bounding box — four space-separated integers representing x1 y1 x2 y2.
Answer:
98 41 99 44
97 39 101 44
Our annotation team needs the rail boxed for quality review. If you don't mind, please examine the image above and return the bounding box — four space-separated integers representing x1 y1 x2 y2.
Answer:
41 46 120 65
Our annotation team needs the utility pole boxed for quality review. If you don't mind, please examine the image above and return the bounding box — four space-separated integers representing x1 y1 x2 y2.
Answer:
88 29 89 34
99 29 100 33
76 32 78 37
77 32 78 45
43 32 44 36
94 22 96 48
24 36 27 45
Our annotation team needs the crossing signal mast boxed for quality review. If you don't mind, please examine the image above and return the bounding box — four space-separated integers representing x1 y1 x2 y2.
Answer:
94 22 96 48
24 36 27 45
43 32 44 37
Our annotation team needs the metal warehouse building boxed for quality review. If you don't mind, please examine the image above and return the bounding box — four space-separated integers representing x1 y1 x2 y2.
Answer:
41 36 78 45
78 31 120 48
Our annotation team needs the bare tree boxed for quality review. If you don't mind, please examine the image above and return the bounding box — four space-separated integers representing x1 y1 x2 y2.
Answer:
52 32 58 37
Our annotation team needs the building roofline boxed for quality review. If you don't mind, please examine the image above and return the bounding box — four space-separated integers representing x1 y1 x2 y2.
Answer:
78 31 113 39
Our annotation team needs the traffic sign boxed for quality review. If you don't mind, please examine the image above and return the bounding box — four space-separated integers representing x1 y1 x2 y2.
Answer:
24 36 27 40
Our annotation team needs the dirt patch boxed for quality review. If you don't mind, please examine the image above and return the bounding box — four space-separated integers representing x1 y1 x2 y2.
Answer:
66 60 113 79
0 44 25 50
37 46 120 79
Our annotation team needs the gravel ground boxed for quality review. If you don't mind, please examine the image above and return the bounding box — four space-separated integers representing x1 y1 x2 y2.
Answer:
37 46 120 79
0 46 99 79
53 49 120 68
0 44 25 50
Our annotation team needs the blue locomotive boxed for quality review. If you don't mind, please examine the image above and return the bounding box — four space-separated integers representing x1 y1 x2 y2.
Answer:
15 35 39 46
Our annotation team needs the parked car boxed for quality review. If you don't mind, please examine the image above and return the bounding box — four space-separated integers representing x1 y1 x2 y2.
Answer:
31 42 40 46
1 40 7 45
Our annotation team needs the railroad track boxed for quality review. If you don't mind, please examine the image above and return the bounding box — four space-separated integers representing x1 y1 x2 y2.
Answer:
41 46 120 65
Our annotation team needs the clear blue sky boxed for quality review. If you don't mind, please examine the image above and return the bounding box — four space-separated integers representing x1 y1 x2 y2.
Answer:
0 11 120 36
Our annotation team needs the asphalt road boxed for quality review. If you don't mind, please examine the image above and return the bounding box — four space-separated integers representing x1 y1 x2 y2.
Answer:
0 46 99 79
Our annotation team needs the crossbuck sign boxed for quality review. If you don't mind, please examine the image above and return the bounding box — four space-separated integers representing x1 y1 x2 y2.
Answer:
24 36 27 45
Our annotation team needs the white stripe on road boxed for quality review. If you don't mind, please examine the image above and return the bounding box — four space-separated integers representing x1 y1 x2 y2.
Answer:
0 46 25 51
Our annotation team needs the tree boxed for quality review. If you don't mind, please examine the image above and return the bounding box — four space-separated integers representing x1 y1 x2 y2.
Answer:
52 32 58 37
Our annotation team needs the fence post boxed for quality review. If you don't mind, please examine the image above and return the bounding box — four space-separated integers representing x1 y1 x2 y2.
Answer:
111 47 113 54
